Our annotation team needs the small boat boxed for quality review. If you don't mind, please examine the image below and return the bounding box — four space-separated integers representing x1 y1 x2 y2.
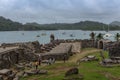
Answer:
103 33 112 38
36 35 40 37
62 32 66 35
41 33 47 36
83 33 86 35
70 34 75 37
103 25 112 38
22 33 24 35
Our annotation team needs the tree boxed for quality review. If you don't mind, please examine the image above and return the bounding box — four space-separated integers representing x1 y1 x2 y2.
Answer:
90 32 96 47
90 32 95 40
115 33 120 41
96 33 103 40
50 34 55 42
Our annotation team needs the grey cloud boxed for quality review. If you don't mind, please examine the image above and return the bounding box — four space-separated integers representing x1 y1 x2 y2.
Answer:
0 0 120 24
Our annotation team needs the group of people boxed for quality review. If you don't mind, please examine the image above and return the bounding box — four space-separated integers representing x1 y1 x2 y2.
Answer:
47 57 56 65
34 54 42 70
33 54 67 70
34 54 57 70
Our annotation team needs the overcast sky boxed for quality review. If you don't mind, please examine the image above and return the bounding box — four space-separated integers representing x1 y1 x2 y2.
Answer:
0 0 120 24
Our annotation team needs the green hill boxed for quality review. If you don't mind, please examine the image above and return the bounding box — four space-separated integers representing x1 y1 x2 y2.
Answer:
0 16 23 31
110 21 120 26
0 16 120 31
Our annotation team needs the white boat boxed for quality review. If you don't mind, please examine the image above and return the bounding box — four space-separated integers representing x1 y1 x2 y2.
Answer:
103 33 112 38
103 25 112 38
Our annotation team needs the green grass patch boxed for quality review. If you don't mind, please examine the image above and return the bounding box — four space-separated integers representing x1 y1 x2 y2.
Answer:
81 48 97 51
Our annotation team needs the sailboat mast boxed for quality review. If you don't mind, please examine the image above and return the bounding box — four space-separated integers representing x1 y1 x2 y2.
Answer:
108 25 109 32
107 24 109 32
102 25 104 31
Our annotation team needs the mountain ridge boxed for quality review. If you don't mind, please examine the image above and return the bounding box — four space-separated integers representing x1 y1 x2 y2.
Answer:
0 16 120 31
110 21 120 26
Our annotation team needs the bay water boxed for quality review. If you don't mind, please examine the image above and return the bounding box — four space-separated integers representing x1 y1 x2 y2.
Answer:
0 30 119 44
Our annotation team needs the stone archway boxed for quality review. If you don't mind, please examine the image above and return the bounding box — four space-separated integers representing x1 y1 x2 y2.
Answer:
99 41 104 49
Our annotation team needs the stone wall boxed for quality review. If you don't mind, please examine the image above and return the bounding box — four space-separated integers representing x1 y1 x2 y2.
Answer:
41 40 94 60
71 42 81 53
81 40 96 48
1 41 41 53
109 42 120 59
42 43 72 60
97 39 112 49
53 39 96 49
42 53 69 60
0 48 38 69
0 39 105 69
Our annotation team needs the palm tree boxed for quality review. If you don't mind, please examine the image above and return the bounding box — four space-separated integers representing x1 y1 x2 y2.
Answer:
96 33 103 40
90 32 95 40
115 33 120 42
50 34 55 42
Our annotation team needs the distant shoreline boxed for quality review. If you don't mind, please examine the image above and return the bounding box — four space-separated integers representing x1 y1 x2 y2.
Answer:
0 30 120 31
1 16 120 31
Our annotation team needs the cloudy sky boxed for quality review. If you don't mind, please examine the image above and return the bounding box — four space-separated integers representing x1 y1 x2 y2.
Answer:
0 0 120 24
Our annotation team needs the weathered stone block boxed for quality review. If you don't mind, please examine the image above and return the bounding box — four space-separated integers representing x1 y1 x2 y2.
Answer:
0 75 3 80
65 67 79 77
0 69 12 76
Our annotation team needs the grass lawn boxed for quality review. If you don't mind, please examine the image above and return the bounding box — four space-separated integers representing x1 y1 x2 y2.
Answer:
20 48 120 80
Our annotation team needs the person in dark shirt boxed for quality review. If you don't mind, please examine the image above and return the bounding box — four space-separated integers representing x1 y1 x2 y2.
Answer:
63 54 67 63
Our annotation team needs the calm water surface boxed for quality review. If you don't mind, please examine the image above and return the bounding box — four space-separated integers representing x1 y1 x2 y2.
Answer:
0 30 119 44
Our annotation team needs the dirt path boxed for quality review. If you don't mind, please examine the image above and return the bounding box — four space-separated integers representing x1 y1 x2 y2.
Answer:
69 49 101 63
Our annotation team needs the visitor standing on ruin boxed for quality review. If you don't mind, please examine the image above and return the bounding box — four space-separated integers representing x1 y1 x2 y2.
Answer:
35 61 39 70
47 57 52 65
63 54 67 63
49 57 55 65
38 54 42 65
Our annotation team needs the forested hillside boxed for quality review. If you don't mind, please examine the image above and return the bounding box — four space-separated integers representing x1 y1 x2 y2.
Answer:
0 16 120 31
